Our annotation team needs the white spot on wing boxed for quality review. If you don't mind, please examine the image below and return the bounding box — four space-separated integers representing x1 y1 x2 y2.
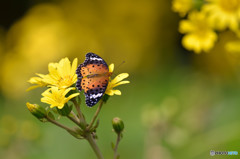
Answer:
90 93 103 99
90 57 103 61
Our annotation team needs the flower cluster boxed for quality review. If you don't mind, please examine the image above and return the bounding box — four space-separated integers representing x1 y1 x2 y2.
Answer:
27 58 80 109
172 0 240 53
27 57 129 110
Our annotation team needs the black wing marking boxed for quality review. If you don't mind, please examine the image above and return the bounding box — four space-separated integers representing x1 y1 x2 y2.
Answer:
85 87 107 107
82 52 108 67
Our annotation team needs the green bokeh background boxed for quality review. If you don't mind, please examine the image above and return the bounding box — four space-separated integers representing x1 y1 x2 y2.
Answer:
1 0 240 159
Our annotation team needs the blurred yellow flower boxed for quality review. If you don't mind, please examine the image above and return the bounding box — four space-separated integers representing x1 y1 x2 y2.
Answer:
225 40 240 53
28 58 78 90
179 11 217 53
41 87 79 109
202 0 240 31
172 0 193 17
105 64 130 96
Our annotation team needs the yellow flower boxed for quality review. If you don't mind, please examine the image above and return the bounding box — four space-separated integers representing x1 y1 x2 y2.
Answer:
202 0 240 31
105 64 130 96
172 0 193 17
28 58 78 90
179 11 218 53
41 87 80 109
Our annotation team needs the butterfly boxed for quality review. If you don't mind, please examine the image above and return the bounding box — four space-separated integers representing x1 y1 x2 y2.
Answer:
76 53 112 107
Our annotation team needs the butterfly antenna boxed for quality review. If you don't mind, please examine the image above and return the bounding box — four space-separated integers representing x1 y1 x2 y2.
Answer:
115 61 125 71
112 61 125 76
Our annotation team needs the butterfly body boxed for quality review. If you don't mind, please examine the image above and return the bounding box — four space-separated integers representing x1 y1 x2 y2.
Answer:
76 53 111 107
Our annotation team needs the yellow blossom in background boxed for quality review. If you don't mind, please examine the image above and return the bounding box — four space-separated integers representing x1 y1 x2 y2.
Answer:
202 0 240 31
225 38 240 55
172 0 193 17
224 29 240 54
105 64 130 96
19 121 40 141
179 11 218 53
41 87 79 109
28 58 78 90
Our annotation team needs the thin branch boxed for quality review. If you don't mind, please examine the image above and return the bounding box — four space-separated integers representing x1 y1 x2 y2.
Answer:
86 133 104 159
114 133 121 159
87 100 104 130
72 97 87 130
67 114 80 126
71 111 80 122
72 98 84 120
46 116 75 133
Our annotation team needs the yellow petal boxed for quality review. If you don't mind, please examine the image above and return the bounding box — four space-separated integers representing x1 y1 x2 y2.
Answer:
41 97 54 105
112 80 130 88
109 63 114 73
113 90 121 95
46 64 60 81
59 58 71 77
66 93 80 101
50 86 59 94
56 104 65 109
63 87 75 96
106 89 121 96
71 58 78 76
111 73 129 84
26 85 42 91
48 63 58 75
106 90 114 96
28 76 41 84
41 88 51 96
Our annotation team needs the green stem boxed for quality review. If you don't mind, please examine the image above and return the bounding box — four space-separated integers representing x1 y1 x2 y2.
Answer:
86 133 104 159
72 97 104 159
71 111 80 123
87 100 104 130
46 116 75 133
114 133 121 159
73 98 85 121
67 115 80 126
72 98 87 128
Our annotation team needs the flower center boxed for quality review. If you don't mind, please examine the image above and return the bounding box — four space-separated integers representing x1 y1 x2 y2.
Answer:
219 0 240 12
54 93 64 104
59 76 73 88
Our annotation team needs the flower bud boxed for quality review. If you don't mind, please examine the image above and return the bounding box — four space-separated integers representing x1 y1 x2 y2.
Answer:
26 102 47 120
112 117 124 134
